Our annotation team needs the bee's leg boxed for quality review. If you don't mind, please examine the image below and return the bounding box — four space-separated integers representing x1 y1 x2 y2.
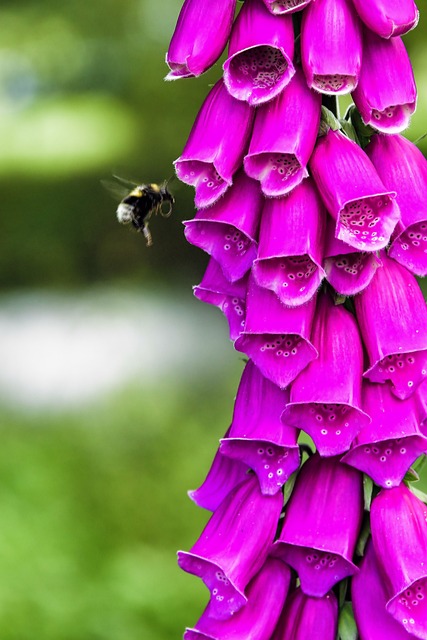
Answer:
142 223 153 247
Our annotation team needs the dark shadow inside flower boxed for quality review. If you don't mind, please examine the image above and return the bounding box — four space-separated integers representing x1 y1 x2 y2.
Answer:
338 195 398 251
253 254 323 306
387 578 427 638
324 251 381 296
389 220 427 277
365 350 427 400
244 152 305 196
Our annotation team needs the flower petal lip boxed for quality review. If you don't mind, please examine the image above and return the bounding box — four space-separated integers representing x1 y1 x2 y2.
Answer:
309 128 400 252
165 0 237 80
177 474 283 620
252 179 326 307
352 539 416 640
244 67 321 197
261 0 313 15
273 454 363 597
184 170 262 283
185 558 291 640
366 133 427 277
234 274 318 389
371 484 427 639
350 0 419 39
341 381 427 489
301 0 363 95
174 79 255 209
352 32 417 134
271 588 338 640
282 292 370 456
220 360 300 495
223 0 295 106
354 252 427 399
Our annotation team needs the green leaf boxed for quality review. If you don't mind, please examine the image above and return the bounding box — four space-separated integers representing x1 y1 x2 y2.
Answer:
283 469 299 506
338 579 348 608
408 484 427 504
338 603 358 640
339 120 359 144
320 106 341 132
356 514 371 557
363 474 373 511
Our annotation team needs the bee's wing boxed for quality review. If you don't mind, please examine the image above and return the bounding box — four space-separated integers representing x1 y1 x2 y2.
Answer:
101 175 138 202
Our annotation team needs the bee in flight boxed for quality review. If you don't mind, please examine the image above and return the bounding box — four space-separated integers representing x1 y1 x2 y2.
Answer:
103 175 175 247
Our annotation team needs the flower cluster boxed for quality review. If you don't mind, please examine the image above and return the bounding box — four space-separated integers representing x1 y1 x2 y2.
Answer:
166 0 427 638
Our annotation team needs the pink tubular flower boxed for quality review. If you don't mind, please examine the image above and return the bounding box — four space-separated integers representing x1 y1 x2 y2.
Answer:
243 67 321 197
252 179 326 306
341 381 427 488
193 258 248 342
271 588 338 640
282 292 370 456
309 128 400 251
352 31 417 134
371 484 427 639
234 274 318 389
220 360 300 495
354 252 427 399
366 133 427 277
165 0 237 80
350 0 419 38
177 474 283 620
301 0 363 95
174 79 255 208
273 454 363 596
223 0 295 106
352 539 416 640
323 216 382 295
184 170 262 282
184 558 291 640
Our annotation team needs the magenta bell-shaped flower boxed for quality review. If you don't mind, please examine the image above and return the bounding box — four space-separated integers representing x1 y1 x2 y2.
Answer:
416 381 427 429
352 31 417 134
175 79 255 208
184 557 291 640
193 258 248 342
323 216 382 295
273 453 363 596
371 484 427 639
283 292 370 456
165 0 237 80
301 0 363 95
352 539 416 640
252 179 326 306
223 0 295 106
177 473 283 620
271 588 338 640
188 426 249 512
220 360 300 495
341 381 427 488
350 0 419 39
310 129 400 252
234 274 318 389
366 133 427 277
184 170 262 282
354 252 427 399
260 0 313 15
243 67 321 197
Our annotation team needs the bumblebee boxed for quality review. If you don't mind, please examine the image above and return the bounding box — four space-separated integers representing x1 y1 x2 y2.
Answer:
104 176 175 247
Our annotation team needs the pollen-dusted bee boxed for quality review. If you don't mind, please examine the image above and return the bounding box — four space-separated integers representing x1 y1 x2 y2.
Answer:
103 175 175 247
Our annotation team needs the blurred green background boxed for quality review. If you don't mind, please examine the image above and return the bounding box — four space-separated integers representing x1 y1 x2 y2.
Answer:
0 1 426 638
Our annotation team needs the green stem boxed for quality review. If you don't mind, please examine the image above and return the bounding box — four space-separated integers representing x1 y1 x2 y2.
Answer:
322 94 340 119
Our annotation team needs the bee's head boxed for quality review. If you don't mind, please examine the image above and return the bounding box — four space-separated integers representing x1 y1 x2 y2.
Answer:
160 185 175 204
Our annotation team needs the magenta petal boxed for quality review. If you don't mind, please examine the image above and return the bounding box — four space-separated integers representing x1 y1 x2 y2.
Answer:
371 484 427 639
223 0 295 106
271 588 338 640
342 382 427 488
301 0 362 95
273 454 363 596
175 79 255 208
354 253 427 399
352 32 417 134
244 68 321 197
283 292 370 456
184 558 291 640
165 0 237 79
350 0 419 38
184 171 262 282
366 134 427 277
220 360 300 495
234 275 318 389
189 427 249 512
352 539 416 640
177 474 283 620
416 381 427 429
252 179 326 306
193 258 247 342
260 0 313 14
310 129 400 251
